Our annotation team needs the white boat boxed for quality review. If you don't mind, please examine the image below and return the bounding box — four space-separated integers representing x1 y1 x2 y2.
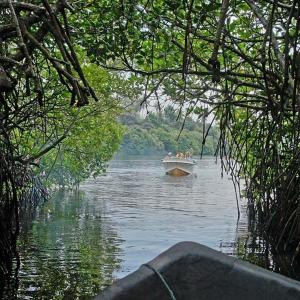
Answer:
162 157 196 176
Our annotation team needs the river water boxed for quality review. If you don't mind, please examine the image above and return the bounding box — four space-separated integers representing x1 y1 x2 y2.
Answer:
16 157 245 299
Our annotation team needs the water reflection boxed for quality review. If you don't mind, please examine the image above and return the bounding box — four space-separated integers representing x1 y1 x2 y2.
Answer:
82 157 240 277
16 157 242 299
17 191 122 300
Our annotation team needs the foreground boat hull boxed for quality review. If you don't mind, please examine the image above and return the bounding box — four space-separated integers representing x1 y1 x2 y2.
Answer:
94 242 300 300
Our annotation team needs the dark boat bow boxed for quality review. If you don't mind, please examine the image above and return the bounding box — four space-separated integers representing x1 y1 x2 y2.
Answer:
94 241 300 300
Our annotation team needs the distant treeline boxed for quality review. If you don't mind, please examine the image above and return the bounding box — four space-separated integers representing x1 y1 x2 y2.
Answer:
118 106 219 156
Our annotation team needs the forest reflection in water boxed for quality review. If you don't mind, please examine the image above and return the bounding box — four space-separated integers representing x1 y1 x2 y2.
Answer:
11 157 285 299
17 191 122 300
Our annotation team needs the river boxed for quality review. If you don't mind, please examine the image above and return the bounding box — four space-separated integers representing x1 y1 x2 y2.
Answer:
16 156 246 299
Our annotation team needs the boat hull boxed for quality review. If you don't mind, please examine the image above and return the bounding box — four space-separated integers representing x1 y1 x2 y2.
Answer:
167 167 189 176
162 158 196 176
94 242 300 300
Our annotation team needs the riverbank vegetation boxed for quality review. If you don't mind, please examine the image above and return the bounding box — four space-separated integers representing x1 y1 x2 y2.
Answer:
119 106 219 156
0 3 133 295
38 64 128 188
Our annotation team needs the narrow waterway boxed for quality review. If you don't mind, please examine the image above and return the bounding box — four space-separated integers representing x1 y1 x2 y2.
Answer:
17 157 243 299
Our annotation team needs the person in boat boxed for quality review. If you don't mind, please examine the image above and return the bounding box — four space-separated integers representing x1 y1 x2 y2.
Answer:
185 150 193 159
165 152 172 158
176 152 185 159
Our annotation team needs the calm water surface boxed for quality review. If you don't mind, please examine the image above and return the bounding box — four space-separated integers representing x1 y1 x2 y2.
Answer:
17 157 243 299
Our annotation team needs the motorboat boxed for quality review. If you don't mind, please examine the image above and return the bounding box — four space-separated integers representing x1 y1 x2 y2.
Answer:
162 156 196 176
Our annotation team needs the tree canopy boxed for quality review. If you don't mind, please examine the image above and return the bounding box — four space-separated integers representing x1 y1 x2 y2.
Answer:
0 1 133 292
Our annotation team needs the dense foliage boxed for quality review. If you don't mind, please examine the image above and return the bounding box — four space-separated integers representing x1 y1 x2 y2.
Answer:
37 63 131 188
1 1 87 293
119 106 218 156
0 1 132 295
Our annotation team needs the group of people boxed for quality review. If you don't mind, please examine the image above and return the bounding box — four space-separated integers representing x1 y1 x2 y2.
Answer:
166 150 193 159
176 151 192 159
